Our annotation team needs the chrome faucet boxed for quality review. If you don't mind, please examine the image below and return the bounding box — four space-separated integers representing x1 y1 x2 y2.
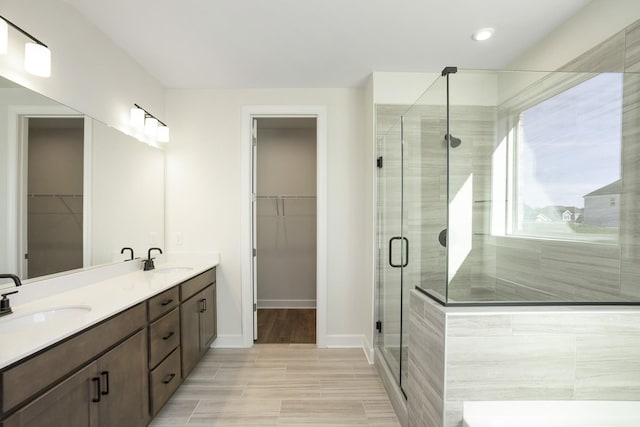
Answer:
0 274 21 317
143 247 163 271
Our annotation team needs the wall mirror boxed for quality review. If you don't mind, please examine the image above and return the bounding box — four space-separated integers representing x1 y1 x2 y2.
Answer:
0 75 165 288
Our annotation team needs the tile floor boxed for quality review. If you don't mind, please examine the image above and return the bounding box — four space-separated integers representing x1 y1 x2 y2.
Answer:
150 344 401 426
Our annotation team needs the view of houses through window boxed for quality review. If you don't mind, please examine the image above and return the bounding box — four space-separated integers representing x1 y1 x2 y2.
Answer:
514 73 623 242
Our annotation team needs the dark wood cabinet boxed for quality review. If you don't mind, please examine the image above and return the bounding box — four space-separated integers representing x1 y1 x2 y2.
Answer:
180 290 204 378
2 362 99 427
97 330 148 427
180 272 216 378
200 283 217 349
0 266 217 427
149 348 181 416
3 330 148 427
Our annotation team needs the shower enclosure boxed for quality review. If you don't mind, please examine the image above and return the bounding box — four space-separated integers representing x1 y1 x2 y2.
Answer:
376 67 640 393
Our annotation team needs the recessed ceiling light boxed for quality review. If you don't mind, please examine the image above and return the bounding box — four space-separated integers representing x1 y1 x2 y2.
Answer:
472 28 494 41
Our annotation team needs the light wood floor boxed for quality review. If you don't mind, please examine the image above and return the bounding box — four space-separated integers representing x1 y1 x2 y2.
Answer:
150 345 400 426
256 309 316 344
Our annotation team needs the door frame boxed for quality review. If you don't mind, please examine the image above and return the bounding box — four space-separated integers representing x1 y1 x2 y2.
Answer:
241 105 327 348
7 105 91 277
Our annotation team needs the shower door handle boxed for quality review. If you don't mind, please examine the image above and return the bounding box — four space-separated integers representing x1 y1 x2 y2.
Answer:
389 237 409 268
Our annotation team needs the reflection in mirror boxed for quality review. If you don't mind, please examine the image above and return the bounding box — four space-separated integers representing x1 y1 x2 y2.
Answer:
27 117 85 278
0 76 165 288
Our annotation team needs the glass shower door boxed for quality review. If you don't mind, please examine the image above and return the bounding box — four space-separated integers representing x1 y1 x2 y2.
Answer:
376 116 405 389
377 116 411 389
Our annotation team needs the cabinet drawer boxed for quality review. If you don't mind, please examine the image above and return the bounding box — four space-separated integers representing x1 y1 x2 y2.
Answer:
149 308 180 369
1 303 146 416
180 268 216 301
148 286 179 321
149 348 181 416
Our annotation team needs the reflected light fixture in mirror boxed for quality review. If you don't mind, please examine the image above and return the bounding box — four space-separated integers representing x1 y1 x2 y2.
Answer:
0 15 51 77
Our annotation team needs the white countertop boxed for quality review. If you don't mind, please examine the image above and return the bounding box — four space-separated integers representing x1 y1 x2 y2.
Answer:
0 253 219 370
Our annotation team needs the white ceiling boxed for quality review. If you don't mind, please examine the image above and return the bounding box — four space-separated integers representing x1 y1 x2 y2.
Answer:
66 0 592 89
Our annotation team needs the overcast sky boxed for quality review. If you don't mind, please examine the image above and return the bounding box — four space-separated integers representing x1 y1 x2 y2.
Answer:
518 73 623 209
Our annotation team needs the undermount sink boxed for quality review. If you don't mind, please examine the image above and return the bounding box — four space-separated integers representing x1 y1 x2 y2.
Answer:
0 306 92 333
152 267 193 275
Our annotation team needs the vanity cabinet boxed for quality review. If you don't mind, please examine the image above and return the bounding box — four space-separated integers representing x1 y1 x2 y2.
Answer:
2 362 99 427
180 269 216 378
147 293 181 416
2 317 148 427
0 266 217 427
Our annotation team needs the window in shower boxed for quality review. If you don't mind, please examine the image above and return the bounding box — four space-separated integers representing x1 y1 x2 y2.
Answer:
512 73 623 242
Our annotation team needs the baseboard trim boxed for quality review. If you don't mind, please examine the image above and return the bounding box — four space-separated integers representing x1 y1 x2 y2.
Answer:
211 334 245 348
257 299 317 309
362 335 375 364
326 334 374 364
375 347 408 426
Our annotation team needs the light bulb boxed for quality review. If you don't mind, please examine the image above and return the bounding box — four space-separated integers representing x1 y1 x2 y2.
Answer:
157 125 170 142
0 19 7 55
24 42 51 77
472 28 494 42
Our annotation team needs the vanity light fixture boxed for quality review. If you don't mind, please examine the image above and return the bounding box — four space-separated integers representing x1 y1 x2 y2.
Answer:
156 125 170 143
130 106 145 130
0 15 51 77
472 27 494 42
144 116 159 138
131 104 170 143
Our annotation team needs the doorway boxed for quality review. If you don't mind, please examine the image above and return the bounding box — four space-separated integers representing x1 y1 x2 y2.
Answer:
23 117 85 278
252 117 317 344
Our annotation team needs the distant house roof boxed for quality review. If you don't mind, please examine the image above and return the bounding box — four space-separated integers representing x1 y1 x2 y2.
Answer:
584 179 622 197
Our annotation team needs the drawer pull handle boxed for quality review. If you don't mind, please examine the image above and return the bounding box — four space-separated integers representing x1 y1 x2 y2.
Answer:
92 377 101 402
162 331 175 340
161 298 174 306
100 371 110 395
162 373 176 384
199 298 207 313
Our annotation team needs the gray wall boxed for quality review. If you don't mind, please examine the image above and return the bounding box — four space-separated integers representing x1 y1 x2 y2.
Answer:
376 17 640 304
408 289 640 427
256 124 317 308
27 120 84 277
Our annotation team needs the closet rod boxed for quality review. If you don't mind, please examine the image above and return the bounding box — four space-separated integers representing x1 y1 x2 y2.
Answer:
256 195 316 199
28 193 83 198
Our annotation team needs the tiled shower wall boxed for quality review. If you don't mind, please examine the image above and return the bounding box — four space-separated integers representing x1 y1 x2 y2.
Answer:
376 18 640 303
405 18 640 427
408 289 640 427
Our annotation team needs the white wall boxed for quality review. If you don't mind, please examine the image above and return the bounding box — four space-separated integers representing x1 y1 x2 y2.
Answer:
164 88 370 348
91 120 165 266
508 0 640 70
0 0 165 135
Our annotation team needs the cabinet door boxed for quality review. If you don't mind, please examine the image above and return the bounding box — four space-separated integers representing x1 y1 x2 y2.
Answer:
97 330 149 427
180 293 201 378
3 362 99 427
199 284 216 352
